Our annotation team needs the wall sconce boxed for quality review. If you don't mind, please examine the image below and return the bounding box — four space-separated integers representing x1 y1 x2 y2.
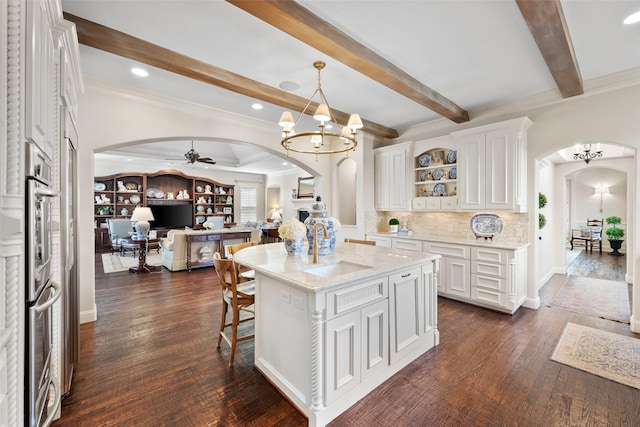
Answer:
594 186 610 213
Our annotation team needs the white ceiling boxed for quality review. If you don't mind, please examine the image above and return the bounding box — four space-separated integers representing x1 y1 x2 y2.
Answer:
63 0 640 174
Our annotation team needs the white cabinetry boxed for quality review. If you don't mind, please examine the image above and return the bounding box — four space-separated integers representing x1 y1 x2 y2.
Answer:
453 117 531 212
388 265 437 364
423 241 470 298
366 234 392 247
26 0 56 158
374 143 411 211
412 135 458 211
470 246 527 313
325 277 388 404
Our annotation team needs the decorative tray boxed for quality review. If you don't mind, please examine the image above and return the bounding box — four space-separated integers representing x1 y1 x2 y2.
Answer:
470 213 503 240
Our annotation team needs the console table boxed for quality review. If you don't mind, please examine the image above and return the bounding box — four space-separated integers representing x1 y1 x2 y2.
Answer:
185 230 252 271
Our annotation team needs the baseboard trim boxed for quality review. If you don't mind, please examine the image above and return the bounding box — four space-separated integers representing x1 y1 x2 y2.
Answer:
80 304 97 324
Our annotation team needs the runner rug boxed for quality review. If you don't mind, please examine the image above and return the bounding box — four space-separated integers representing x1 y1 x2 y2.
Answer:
101 252 163 274
552 322 640 390
548 276 630 323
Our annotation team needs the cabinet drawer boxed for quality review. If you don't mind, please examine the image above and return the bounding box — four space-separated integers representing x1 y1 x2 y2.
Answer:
392 238 422 252
472 261 506 278
471 273 506 292
426 198 440 210
412 198 426 210
471 286 506 307
326 277 388 320
471 247 508 264
366 235 392 247
423 242 469 259
441 196 458 210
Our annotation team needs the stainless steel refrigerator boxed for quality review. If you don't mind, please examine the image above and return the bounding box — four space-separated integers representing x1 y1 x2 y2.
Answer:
61 108 78 395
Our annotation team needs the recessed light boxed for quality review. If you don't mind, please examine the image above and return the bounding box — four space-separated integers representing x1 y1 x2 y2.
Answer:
282 162 288 166
279 80 300 91
624 11 640 24
131 67 149 77
251 103 264 110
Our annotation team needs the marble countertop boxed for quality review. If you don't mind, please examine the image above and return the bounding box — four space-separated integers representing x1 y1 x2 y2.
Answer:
233 241 440 293
366 232 530 251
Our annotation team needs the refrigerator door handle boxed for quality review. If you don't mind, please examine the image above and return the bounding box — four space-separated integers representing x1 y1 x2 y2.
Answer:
40 377 61 427
35 281 62 314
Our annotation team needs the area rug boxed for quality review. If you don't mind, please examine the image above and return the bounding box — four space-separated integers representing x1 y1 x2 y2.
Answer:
552 322 640 390
101 252 163 274
565 248 582 266
548 276 630 324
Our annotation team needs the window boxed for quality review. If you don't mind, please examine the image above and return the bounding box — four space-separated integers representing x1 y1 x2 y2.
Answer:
239 185 257 223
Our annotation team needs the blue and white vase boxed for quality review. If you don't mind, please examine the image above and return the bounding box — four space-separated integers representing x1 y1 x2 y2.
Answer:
304 196 336 256
284 238 304 255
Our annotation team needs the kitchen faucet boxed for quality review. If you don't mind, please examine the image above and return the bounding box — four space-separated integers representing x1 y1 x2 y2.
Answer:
312 222 329 264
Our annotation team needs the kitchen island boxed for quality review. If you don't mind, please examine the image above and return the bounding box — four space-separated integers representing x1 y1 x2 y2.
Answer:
234 242 440 427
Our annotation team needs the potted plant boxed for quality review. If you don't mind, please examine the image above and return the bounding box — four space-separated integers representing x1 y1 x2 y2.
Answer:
605 216 624 256
389 217 400 234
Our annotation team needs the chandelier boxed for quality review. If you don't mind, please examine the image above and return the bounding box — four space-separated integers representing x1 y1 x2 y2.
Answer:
279 61 363 160
574 143 602 164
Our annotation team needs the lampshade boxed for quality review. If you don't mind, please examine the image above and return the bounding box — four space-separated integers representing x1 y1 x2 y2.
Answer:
131 207 154 239
131 207 154 222
594 186 610 195
270 205 282 221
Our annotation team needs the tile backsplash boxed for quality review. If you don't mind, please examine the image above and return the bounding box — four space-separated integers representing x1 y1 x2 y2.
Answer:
366 211 530 244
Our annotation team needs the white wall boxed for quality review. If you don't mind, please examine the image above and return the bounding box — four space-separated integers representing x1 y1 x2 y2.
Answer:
76 80 344 322
537 160 555 287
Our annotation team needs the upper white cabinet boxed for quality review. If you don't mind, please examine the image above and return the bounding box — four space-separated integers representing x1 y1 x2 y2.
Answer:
453 117 531 212
374 142 411 211
412 135 458 211
26 0 56 158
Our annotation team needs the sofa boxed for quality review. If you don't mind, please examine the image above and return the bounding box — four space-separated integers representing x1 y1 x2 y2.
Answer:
159 227 260 272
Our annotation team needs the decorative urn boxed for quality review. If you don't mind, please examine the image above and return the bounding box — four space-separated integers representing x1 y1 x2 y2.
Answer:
304 196 337 256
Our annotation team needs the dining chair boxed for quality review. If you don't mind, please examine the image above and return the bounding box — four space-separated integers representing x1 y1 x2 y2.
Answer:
227 241 258 281
213 252 255 367
344 238 376 246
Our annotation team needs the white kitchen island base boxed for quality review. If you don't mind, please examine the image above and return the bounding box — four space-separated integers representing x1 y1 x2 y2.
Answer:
235 242 440 427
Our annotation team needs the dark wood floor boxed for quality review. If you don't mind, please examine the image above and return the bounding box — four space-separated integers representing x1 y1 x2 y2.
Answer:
53 251 639 427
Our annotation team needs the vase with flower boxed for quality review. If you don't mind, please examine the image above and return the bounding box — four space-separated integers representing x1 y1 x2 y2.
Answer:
278 218 306 255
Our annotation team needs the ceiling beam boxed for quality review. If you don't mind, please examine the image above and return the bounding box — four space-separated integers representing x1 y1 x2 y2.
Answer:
227 0 470 124
63 12 399 139
516 0 583 98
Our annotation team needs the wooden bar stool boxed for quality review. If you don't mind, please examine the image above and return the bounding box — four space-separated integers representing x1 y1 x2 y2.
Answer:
213 252 255 367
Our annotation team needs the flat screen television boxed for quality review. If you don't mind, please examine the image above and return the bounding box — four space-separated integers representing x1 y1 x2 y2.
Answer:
149 204 193 229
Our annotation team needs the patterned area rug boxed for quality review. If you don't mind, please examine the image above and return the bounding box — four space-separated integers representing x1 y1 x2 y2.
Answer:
565 249 582 266
548 276 630 323
101 252 163 273
552 323 640 390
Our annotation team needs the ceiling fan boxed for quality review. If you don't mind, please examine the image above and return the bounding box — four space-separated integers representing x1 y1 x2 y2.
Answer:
167 141 216 165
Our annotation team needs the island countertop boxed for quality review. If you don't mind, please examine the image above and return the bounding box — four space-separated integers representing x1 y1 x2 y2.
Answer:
366 232 530 251
233 241 440 293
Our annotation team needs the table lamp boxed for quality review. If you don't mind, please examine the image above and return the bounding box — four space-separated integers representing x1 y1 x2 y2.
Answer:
131 207 154 239
270 204 282 222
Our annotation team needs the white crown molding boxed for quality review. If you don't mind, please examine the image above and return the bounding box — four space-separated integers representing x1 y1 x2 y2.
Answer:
399 67 640 141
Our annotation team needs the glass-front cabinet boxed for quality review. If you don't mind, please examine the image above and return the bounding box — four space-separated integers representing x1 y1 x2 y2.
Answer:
412 135 458 211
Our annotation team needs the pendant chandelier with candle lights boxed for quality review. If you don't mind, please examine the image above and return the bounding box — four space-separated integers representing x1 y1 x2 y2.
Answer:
279 61 363 160
574 143 603 164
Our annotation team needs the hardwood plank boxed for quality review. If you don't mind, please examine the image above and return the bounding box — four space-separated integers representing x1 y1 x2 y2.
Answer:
53 252 639 426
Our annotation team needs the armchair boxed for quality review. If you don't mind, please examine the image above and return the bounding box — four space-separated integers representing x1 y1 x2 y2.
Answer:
570 218 602 253
107 218 139 256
